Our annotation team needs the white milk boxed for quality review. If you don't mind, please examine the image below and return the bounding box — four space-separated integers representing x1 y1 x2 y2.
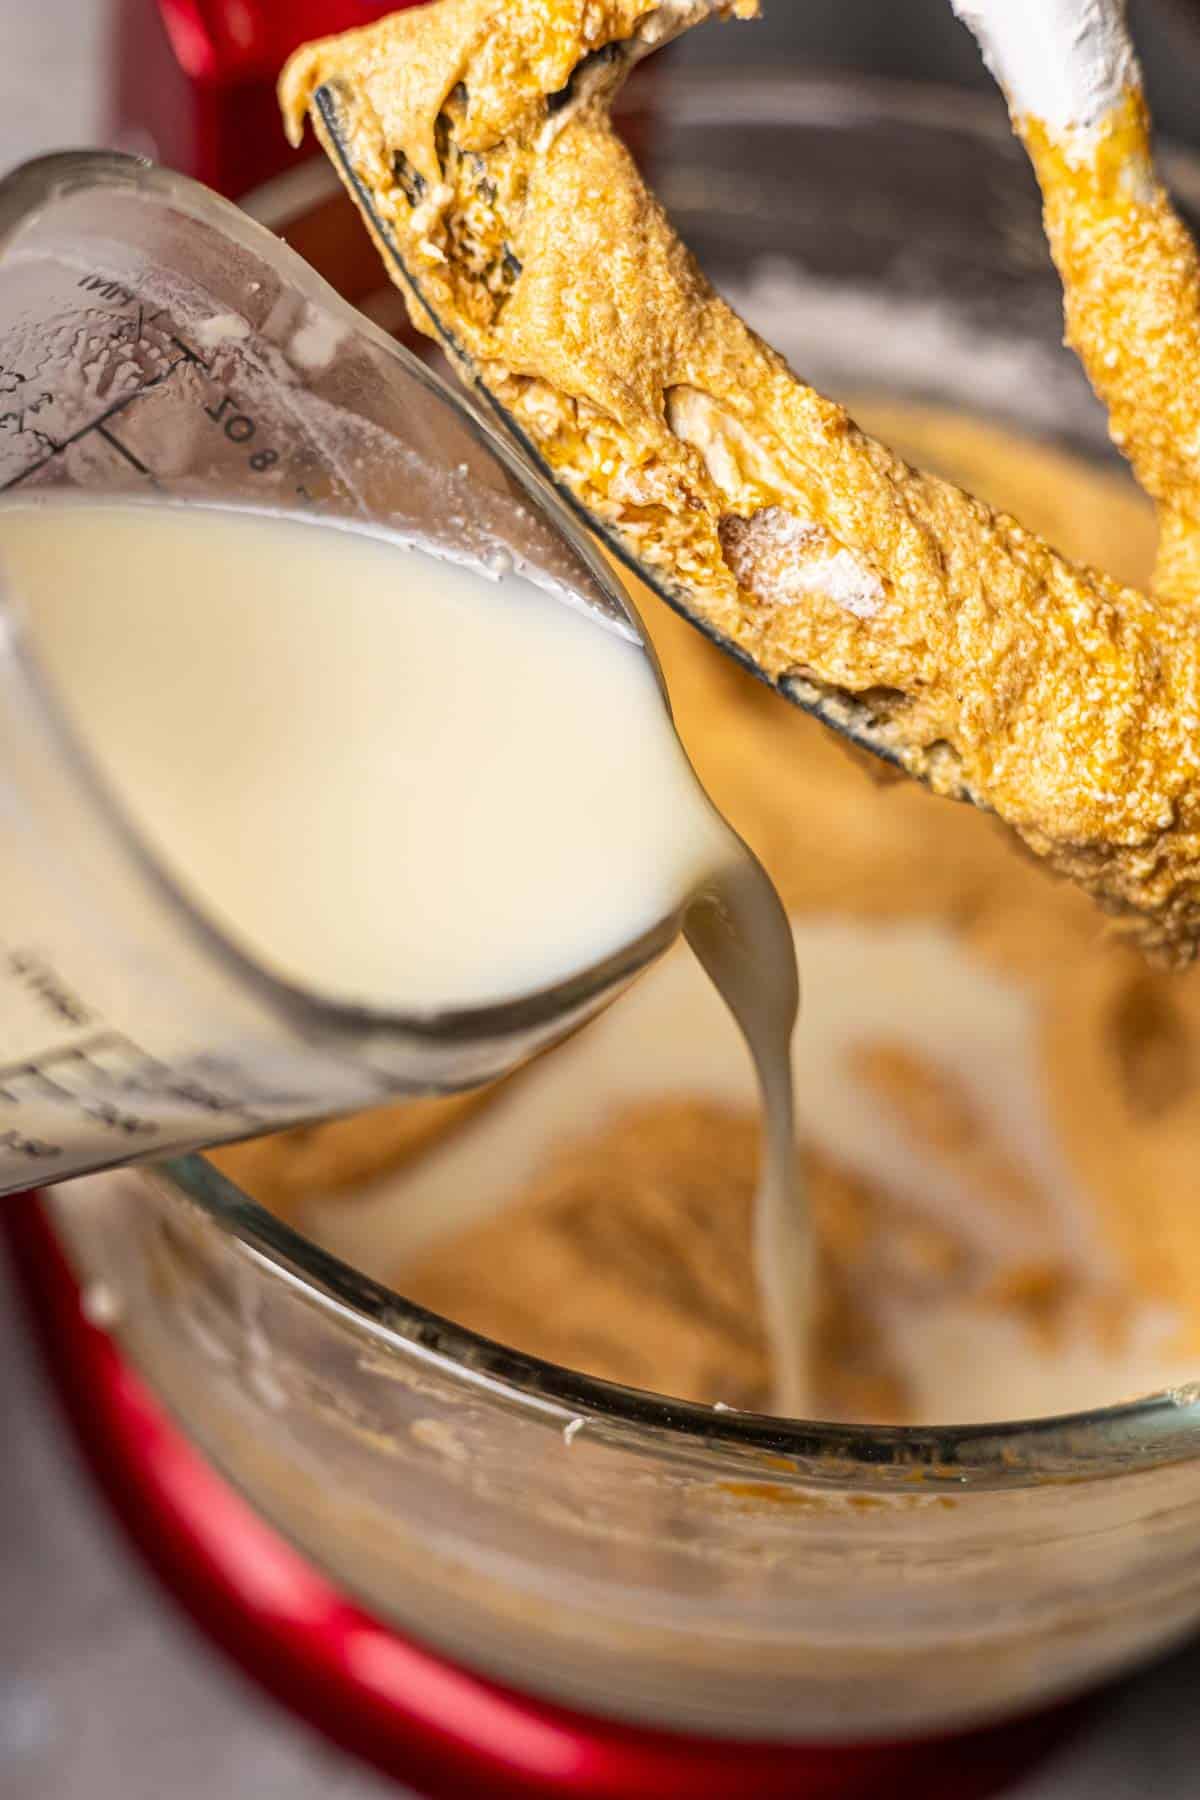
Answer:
2 500 736 1014
0 497 808 1405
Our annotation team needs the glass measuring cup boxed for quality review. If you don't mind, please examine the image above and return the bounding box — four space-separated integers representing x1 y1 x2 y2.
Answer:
0 150 679 1195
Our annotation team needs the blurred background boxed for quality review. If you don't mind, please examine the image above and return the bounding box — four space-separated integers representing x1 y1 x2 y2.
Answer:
10 0 1200 194
676 0 1200 138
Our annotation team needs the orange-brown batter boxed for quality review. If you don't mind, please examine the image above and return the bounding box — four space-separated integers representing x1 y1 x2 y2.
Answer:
279 0 1200 961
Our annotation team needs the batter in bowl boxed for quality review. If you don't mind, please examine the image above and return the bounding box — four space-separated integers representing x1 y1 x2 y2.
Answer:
216 403 1200 1425
279 0 1200 960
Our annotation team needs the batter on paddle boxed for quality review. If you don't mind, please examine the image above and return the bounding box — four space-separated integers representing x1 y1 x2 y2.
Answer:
281 0 1200 961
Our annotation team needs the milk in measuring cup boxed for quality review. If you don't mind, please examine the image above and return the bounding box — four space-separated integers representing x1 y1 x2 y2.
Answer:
0 497 808 1400
2 500 734 1012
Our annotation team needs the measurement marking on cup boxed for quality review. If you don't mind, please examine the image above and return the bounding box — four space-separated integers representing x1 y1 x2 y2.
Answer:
0 390 54 437
0 1030 144 1090
6 948 93 1027
0 335 209 492
12 1058 155 1135
169 333 213 373
120 303 169 345
0 1128 62 1160
28 1062 78 1100
0 1029 281 1133
74 276 171 343
203 391 280 471
0 283 292 493
95 423 157 481
76 273 138 307
0 386 143 490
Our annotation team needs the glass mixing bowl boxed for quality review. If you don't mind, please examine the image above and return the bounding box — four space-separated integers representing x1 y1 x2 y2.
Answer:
43 71 1200 1742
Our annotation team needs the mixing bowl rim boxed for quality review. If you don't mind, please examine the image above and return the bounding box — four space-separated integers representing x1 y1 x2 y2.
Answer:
159 1144 1200 1491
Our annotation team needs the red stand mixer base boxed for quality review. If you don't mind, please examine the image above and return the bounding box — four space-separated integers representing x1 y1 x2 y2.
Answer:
4 1198 1085 1800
